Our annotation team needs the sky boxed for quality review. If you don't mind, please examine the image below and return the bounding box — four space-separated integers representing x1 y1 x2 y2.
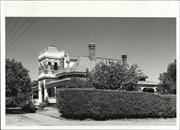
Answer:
6 17 176 82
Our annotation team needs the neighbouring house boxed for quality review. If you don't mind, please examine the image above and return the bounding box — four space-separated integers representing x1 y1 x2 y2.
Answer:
32 43 159 104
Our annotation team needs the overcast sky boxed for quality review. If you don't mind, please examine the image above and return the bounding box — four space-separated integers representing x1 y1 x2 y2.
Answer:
6 17 176 82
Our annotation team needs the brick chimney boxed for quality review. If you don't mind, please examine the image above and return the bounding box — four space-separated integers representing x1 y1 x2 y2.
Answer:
88 43 96 60
122 55 127 66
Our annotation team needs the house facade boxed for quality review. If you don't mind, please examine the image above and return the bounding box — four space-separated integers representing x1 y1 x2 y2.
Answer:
32 43 159 104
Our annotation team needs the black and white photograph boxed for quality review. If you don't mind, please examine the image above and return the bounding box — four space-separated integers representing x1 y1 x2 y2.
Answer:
1 1 179 130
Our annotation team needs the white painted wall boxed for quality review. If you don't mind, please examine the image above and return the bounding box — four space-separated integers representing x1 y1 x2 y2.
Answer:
69 60 76 68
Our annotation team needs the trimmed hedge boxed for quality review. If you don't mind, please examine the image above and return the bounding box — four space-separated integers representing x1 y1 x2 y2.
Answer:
56 88 176 120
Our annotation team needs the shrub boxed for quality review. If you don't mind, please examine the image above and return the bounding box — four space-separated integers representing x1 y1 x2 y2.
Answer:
44 97 49 105
39 102 48 110
6 94 36 113
87 61 140 91
6 97 17 107
56 88 176 120
20 101 36 113
18 94 36 113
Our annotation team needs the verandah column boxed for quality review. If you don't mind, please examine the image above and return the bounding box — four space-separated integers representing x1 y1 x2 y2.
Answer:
43 79 49 100
38 80 42 104
54 87 56 95
154 87 157 94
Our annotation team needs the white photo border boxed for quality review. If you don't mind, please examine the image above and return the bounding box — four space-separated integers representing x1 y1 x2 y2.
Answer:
1 1 180 129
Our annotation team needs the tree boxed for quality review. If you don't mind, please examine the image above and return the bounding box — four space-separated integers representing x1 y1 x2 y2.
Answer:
158 60 176 94
6 59 32 107
87 61 139 91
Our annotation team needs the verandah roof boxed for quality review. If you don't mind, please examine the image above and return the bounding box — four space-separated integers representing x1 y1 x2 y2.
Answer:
137 81 159 87
46 77 71 89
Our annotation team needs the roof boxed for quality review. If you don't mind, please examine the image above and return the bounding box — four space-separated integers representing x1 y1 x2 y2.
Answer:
56 56 122 76
56 55 148 79
70 56 102 72
38 46 65 61
39 46 60 55
138 81 159 86
46 78 71 88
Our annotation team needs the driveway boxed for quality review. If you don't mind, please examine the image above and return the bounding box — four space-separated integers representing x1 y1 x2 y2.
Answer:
6 107 176 126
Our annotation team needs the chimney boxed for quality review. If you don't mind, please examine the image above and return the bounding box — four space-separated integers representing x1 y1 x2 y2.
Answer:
122 55 127 66
89 43 96 60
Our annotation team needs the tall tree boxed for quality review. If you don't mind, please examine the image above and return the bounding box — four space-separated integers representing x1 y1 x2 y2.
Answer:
6 59 32 107
87 61 139 91
159 60 176 94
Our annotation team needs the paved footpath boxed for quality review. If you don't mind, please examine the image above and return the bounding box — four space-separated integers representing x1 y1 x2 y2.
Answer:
6 107 176 126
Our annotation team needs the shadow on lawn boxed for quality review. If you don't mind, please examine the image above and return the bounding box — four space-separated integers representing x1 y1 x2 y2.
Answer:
6 107 37 114
59 114 176 121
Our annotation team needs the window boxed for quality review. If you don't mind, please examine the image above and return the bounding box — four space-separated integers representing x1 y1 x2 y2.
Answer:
54 62 58 70
48 62 51 70
33 91 38 99
47 88 55 97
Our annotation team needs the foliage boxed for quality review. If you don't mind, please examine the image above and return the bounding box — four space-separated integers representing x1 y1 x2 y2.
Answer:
56 88 176 120
158 60 176 94
6 93 36 113
6 97 17 107
6 59 32 107
87 61 139 91
16 93 29 105
44 97 50 105
39 102 48 111
20 100 36 113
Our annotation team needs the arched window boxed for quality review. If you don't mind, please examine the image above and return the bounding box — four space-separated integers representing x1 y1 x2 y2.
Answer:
54 62 58 70
48 62 51 70
41 66 44 71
